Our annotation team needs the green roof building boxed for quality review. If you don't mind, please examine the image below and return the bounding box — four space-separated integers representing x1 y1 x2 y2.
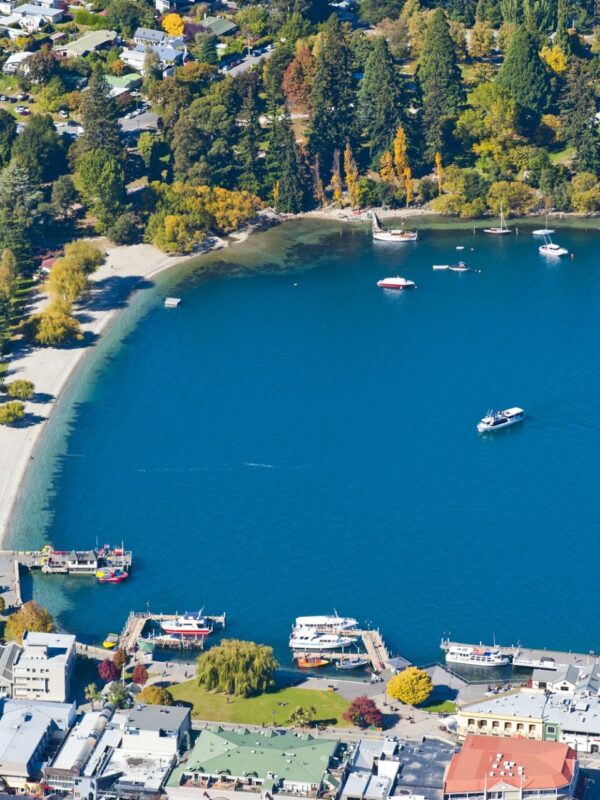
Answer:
168 727 338 795
105 73 142 91
199 15 238 36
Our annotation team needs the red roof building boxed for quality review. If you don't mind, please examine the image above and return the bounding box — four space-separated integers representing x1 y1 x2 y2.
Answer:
444 736 578 800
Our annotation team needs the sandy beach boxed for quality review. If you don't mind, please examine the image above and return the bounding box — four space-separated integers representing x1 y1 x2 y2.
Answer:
0 240 214 546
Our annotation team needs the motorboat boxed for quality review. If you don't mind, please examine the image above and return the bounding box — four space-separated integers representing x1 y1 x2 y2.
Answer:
297 656 330 669
477 407 524 433
484 203 511 235
103 633 119 649
96 568 128 584
371 211 417 242
294 614 358 633
161 612 213 637
336 657 369 670
432 264 449 270
449 261 470 272
444 645 510 667
289 630 355 651
539 235 568 257
377 277 417 290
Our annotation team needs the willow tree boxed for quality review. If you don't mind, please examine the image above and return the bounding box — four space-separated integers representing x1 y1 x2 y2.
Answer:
196 639 278 697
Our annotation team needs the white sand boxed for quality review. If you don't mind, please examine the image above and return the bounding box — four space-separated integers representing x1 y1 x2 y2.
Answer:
0 242 195 544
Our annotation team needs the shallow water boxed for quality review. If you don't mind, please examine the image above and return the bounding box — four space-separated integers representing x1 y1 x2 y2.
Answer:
11 219 600 666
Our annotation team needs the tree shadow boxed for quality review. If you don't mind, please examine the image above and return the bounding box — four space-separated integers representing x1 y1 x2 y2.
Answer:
30 391 54 404
12 412 46 428
77 275 155 313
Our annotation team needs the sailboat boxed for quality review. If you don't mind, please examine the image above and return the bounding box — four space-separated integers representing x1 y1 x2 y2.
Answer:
532 215 555 236
371 211 418 242
484 202 511 235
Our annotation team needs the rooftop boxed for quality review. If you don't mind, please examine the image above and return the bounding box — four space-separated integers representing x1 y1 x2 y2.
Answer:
395 739 457 800
444 735 577 795
57 29 118 56
200 15 238 35
461 691 547 720
115 703 189 733
0 705 55 769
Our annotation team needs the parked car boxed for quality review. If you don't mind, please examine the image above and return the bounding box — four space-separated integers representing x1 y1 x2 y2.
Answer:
15 106 29 115
58 108 69 118
16 92 28 101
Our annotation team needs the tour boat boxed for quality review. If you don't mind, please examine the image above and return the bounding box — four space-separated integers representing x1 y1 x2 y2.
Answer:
377 277 417 290
484 203 511 235
96 568 128 584
371 211 418 242
103 633 119 649
294 614 358 633
477 407 525 433
161 612 213 637
444 644 510 667
289 630 355 651
539 235 568 257
297 656 330 669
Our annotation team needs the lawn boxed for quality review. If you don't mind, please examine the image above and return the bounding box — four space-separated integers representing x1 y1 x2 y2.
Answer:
419 699 457 714
549 146 576 166
170 681 350 727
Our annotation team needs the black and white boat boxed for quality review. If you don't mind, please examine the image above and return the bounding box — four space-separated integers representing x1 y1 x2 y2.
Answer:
477 407 524 433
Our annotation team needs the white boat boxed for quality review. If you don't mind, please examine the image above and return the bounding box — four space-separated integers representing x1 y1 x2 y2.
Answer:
445 645 510 667
289 630 355 651
484 203 511 235
164 297 181 308
539 235 568 257
295 614 358 633
449 261 469 272
533 216 555 236
477 407 524 433
336 656 369 670
377 277 417 290
371 211 417 242
161 612 213 637
432 264 449 271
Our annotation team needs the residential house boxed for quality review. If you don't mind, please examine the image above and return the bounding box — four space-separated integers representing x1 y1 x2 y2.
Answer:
154 0 189 14
0 0 16 16
198 15 238 36
2 50 32 74
55 29 119 58
120 43 186 75
12 631 76 703
12 3 63 25
444 735 578 800
133 26 183 48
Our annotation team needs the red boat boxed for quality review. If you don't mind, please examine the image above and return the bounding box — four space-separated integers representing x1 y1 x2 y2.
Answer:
96 569 128 584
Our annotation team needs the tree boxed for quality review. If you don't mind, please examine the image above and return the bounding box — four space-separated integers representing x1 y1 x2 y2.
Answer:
26 301 83 346
343 695 383 729
560 60 600 175
359 0 404 24
196 639 277 697
556 0 570 54
435 151 443 194
108 682 129 708
0 249 17 300
132 663 149 685
0 596 5 614
358 37 403 161
497 29 551 117
162 12 184 37
107 211 141 245
379 151 394 183
51 175 77 219
468 20 494 59
237 88 263 196
288 705 317 727
113 648 128 670
283 42 316 111
4 600 54 643
25 47 57 85
308 15 357 175
0 160 42 270
105 0 154 36
78 70 122 158
75 150 126 228
138 684 173 705
5 379 34 400
84 682 101 710
0 110 16 168
12 113 66 182
344 142 360 209
266 110 304 213
195 33 218 65
0 401 25 425
98 658 119 683
387 667 433 707
417 8 465 158
48 257 89 304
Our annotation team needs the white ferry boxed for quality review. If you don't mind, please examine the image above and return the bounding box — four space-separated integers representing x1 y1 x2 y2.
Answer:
372 212 418 242
477 407 524 433
289 630 355 651
377 277 417 290
445 644 510 667
161 612 213 637
295 614 358 633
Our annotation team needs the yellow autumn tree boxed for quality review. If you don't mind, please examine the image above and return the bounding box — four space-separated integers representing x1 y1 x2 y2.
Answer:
344 142 360 209
387 667 433 707
272 180 281 212
5 600 54 644
331 149 344 206
379 151 395 183
162 12 184 36
393 126 409 184
435 151 443 195
540 45 568 74
404 166 413 206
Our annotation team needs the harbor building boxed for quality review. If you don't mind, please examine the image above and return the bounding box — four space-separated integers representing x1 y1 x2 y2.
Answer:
530 664 600 696
167 727 339 798
443 736 578 800
12 632 75 703
458 690 600 753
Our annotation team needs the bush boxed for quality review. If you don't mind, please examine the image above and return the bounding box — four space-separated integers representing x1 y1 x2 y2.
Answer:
5 379 34 400
98 659 119 683
0 401 25 425
132 664 148 685
25 303 83 346
138 685 173 705
343 695 383 729
107 211 141 245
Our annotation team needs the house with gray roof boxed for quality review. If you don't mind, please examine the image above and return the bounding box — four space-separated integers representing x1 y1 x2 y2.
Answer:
55 29 118 58
531 664 600 697
133 27 184 47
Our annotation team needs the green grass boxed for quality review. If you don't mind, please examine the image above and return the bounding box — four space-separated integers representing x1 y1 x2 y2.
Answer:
170 681 350 727
419 699 457 714
549 146 576 166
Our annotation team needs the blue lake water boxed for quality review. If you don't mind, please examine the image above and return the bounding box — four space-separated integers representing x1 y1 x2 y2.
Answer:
11 219 600 666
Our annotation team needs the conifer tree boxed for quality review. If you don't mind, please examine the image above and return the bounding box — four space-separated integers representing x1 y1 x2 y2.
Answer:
523 0 555 33
266 109 304 213
358 37 402 161
497 28 551 116
500 0 521 23
237 89 263 196
308 15 356 176
78 69 122 157
560 60 600 175
417 9 465 159
0 161 42 270
195 33 218 65
556 0 571 54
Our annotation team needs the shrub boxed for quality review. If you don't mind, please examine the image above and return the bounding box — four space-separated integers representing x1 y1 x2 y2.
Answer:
25 301 83 346
138 685 173 705
5 379 34 400
0 401 25 425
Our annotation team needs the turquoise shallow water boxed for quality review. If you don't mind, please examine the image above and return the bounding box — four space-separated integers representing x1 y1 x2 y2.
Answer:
11 219 600 666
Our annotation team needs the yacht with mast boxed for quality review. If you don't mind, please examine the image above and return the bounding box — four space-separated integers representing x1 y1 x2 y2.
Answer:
484 203 511 235
539 234 568 257
533 215 555 236
371 211 418 242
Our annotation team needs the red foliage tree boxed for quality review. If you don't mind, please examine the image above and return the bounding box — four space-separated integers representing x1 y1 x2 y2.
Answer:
282 43 316 111
113 648 127 670
132 664 149 685
98 658 119 683
343 695 383 729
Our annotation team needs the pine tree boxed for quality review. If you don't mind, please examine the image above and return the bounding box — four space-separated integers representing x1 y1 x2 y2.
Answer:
560 60 600 175
556 0 571 54
78 69 122 157
417 9 465 159
404 167 413 205
237 89 263 196
523 0 555 33
0 161 42 270
500 0 521 23
308 15 356 176
266 109 304 213
358 37 403 161
497 28 551 116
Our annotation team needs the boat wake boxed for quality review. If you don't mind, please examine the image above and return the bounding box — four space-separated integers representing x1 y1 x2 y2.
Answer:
244 462 275 468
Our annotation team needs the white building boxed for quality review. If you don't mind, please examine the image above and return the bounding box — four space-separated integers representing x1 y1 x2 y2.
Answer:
12 2 63 22
2 50 33 74
531 664 600 696
0 0 16 15
12 631 76 703
111 704 191 755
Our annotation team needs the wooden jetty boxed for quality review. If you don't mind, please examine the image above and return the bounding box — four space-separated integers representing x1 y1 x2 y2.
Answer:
440 638 600 671
292 628 394 673
120 611 227 653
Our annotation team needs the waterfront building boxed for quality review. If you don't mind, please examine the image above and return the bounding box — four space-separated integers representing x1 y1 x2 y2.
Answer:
111 704 191 755
458 690 600 753
12 632 75 703
443 736 578 800
530 664 600 696
167 727 338 798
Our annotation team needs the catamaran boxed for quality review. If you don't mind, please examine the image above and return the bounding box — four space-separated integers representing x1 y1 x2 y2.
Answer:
484 203 511 235
371 211 418 242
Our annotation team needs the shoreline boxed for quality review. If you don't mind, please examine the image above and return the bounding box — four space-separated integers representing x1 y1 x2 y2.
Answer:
0 229 257 549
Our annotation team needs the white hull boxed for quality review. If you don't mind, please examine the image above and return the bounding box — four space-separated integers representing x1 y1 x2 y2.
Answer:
295 615 358 633
477 407 524 433
477 416 523 433
539 245 568 257
373 231 418 242
445 653 510 667
289 634 355 651
533 229 555 236
483 228 511 235
377 277 416 290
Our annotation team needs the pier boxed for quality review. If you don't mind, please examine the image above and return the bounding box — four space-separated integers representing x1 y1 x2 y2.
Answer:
291 628 395 673
440 638 600 671
119 611 227 653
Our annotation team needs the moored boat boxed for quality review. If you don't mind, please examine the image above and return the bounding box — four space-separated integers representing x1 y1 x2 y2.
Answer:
289 630 355 650
160 612 213 637
103 633 119 649
539 235 568 257
449 261 470 272
444 644 510 667
336 656 369 670
294 614 358 633
371 211 418 242
96 568 128 584
533 215 555 236
477 407 524 433
377 277 417 290
484 203 511 235
297 656 330 668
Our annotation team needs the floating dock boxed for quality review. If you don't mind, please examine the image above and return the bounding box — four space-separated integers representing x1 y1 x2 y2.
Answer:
291 628 395 673
119 611 227 653
440 639 600 671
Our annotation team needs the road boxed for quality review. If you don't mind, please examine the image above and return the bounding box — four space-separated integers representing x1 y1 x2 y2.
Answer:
120 111 159 133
